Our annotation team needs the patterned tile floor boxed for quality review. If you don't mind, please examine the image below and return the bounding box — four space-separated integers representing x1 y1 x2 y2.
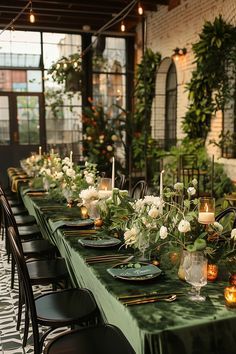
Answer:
0 236 66 354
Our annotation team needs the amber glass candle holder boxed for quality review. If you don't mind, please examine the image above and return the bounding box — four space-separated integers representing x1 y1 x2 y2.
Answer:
207 264 218 281
229 273 236 286
80 206 88 219
198 197 215 224
224 286 236 308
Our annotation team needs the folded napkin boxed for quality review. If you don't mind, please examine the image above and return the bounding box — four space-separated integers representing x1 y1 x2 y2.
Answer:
107 264 162 279
49 218 94 233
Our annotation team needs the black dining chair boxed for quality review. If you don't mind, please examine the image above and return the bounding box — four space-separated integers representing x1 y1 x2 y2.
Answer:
8 226 101 354
131 180 148 199
115 173 126 190
215 206 236 230
44 324 135 354
0 192 57 289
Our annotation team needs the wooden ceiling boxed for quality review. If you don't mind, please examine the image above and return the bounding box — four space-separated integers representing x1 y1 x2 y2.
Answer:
0 0 169 34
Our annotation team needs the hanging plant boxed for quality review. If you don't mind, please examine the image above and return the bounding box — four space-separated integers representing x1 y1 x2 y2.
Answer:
47 53 83 92
183 16 236 140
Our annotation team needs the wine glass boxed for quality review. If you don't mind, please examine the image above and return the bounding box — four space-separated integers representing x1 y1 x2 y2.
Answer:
185 252 208 301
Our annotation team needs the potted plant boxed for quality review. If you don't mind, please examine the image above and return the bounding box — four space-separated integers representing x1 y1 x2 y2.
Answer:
48 53 83 92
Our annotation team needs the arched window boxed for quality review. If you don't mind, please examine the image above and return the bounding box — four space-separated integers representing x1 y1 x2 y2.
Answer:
165 62 177 149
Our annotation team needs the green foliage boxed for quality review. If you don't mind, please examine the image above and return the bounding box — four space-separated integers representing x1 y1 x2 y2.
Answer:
132 48 162 169
82 102 124 173
183 16 236 139
163 138 235 199
133 48 161 133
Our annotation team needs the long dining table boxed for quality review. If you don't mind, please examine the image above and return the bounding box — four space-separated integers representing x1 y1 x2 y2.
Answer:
19 187 236 354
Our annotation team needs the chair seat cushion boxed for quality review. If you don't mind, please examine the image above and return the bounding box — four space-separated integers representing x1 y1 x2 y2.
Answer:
27 258 68 284
36 288 98 326
11 206 28 215
44 324 135 354
18 224 41 237
15 214 36 226
22 239 56 255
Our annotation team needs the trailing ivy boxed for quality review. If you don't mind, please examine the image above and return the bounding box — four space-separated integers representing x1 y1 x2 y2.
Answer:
132 48 162 169
133 48 161 133
183 16 236 139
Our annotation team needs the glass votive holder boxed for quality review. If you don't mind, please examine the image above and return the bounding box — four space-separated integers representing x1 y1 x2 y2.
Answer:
80 206 88 219
224 286 236 308
207 264 218 281
229 273 236 286
198 197 215 224
98 178 112 191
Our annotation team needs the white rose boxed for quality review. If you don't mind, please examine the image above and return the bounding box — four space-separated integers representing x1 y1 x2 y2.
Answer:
178 219 191 233
66 168 76 179
107 145 113 151
55 171 63 180
192 178 198 187
231 228 236 240
143 196 161 207
187 187 196 196
148 207 159 218
62 165 68 172
174 182 184 191
160 226 168 239
213 222 223 233
79 186 98 201
124 227 138 246
85 173 94 185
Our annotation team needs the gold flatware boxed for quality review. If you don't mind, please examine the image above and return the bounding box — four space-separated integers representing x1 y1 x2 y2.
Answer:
118 290 184 301
85 254 132 264
123 294 177 306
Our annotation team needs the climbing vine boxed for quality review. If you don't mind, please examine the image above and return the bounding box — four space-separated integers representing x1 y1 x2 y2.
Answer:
183 16 236 140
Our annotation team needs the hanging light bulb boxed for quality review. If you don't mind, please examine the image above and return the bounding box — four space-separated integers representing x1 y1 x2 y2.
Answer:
121 21 125 32
138 2 143 15
29 1 35 23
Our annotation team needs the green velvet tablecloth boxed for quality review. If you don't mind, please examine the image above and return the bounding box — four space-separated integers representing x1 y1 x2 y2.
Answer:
20 190 236 354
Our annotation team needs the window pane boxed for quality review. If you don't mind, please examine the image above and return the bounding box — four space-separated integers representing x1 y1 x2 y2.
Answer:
17 96 40 144
0 70 42 92
92 36 126 73
93 73 126 111
43 33 82 69
0 96 10 145
0 30 41 68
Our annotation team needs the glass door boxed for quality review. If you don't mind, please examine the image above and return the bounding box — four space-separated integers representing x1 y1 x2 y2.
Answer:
0 92 45 187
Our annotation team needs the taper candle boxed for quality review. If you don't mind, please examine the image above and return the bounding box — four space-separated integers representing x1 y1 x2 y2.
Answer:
39 146 42 156
159 170 165 214
70 151 73 163
111 157 115 189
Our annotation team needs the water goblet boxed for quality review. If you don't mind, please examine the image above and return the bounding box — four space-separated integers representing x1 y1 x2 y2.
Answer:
185 252 208 301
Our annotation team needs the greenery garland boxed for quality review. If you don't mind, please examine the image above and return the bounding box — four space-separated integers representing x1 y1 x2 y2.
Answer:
183 16 236 140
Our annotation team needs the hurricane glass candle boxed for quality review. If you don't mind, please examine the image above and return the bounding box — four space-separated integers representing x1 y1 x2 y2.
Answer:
198 197 215 224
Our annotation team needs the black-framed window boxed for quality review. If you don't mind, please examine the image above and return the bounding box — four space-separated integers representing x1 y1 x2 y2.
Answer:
165 62 177 150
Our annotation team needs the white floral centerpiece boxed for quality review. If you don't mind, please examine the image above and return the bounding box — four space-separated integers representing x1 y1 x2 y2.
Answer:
123 180 230 261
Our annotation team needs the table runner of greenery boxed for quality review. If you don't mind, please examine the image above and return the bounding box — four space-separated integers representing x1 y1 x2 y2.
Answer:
19 189 236 354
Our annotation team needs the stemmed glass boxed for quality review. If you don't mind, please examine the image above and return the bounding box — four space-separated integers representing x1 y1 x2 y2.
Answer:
185 252 208 301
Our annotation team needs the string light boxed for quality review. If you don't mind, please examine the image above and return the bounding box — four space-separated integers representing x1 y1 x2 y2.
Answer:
0 1 32 36
121 21 126 32
29 1 35 23
138 2 143 15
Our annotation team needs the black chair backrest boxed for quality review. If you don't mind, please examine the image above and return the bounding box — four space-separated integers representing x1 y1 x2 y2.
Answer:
115 173 126 190
131 180 148 199
0 193 23 251
7 226 40 352
216 206 236 230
